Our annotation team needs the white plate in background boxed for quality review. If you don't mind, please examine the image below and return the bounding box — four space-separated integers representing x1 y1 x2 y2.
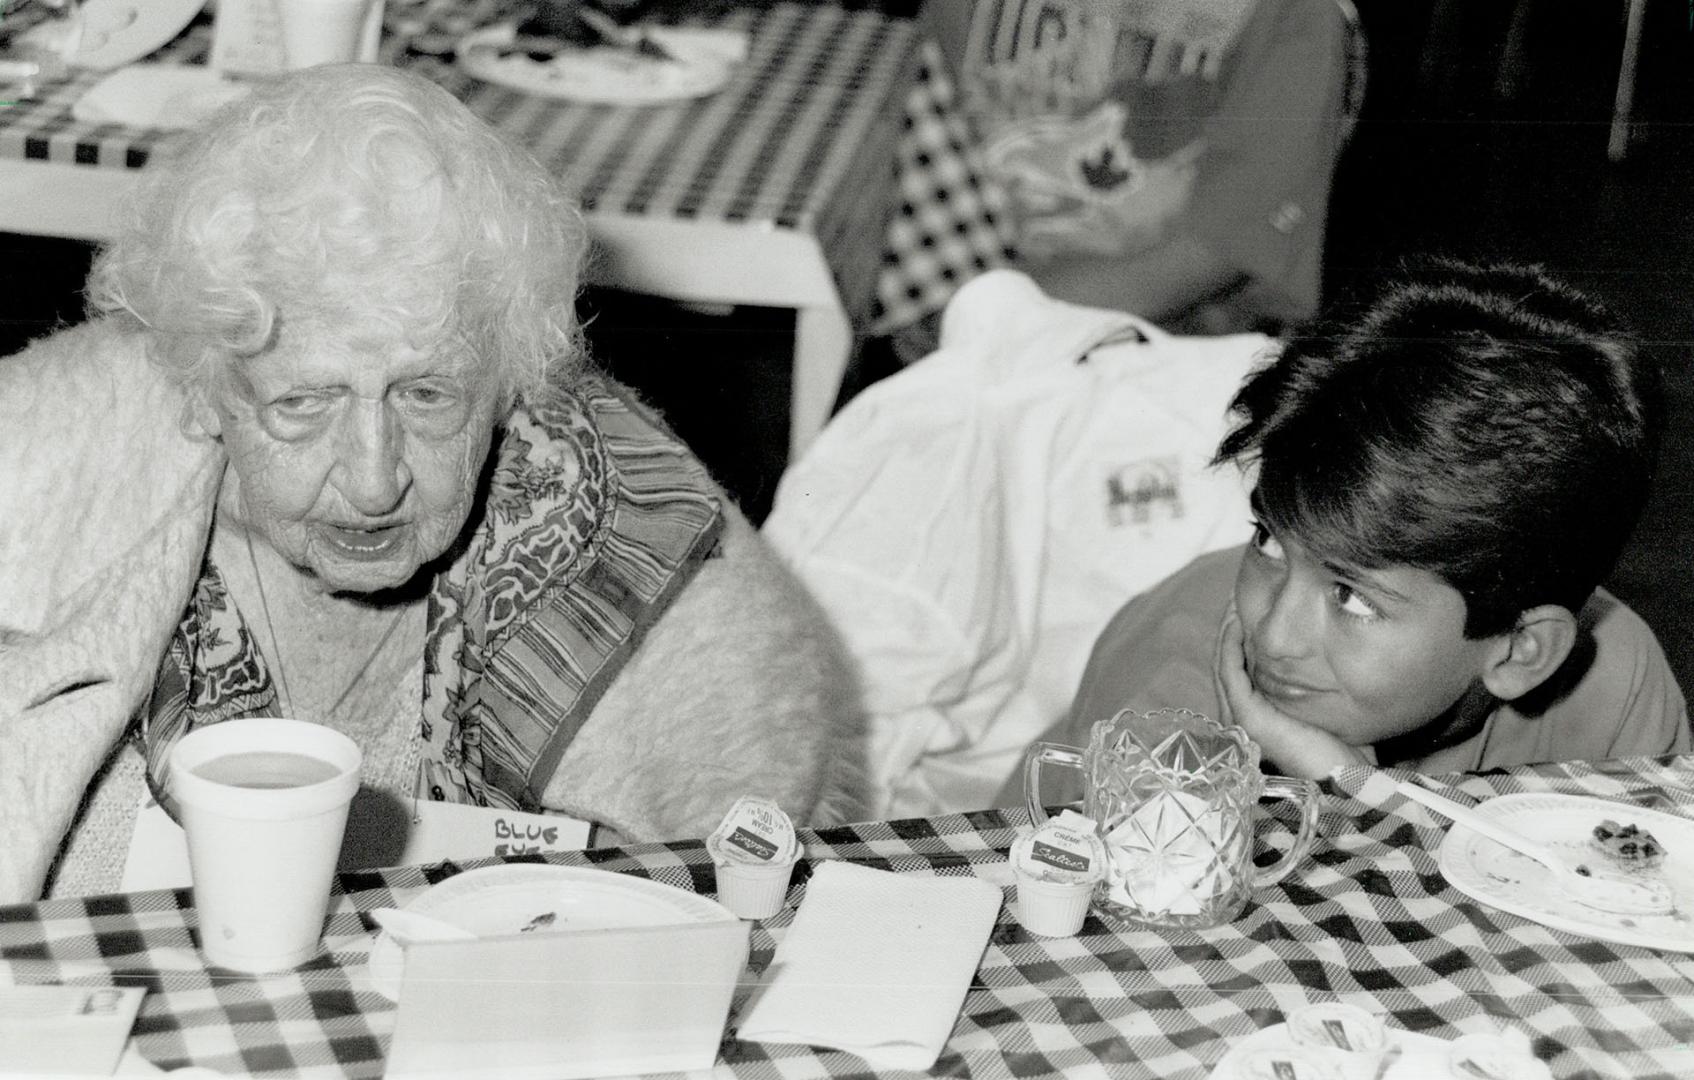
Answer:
30 0 207 71
1435 792 1694 951
456 21 746 105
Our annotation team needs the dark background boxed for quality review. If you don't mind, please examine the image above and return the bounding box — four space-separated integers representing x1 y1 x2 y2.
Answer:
4 0 1692 691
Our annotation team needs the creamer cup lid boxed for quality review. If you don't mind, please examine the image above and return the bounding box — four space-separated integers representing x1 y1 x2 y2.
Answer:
1012 810 1107 885
707 794 799 867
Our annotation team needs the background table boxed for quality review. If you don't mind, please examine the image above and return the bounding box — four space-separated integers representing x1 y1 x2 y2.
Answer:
5 755 1694 1078
0 0 919 459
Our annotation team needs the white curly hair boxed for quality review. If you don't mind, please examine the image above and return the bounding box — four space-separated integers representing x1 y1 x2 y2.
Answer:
87 63 589 406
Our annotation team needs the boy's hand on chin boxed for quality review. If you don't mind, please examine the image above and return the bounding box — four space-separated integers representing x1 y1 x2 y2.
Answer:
1216 612 1373 780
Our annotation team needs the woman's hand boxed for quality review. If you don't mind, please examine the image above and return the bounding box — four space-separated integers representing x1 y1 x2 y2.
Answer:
1215 609 1374 779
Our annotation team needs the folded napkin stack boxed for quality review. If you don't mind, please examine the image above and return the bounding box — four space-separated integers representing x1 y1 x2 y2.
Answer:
737 861 1004 1071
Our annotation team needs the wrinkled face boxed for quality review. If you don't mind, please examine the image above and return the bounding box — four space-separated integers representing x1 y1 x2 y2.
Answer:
1232 520 1500 746
202 322 503 594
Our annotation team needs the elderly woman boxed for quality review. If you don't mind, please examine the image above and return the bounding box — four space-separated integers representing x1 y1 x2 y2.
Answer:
0 65 865 902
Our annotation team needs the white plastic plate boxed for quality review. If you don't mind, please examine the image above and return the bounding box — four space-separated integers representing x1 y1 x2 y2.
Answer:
1435 791 1694 951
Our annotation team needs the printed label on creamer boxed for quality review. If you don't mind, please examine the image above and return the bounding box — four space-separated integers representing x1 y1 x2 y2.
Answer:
1031 839 1092 874
708 794 797 866
1321 1020 1352 1051
725 826 779 861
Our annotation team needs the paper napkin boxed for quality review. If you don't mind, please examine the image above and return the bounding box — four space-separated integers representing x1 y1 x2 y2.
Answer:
737 861 1004 1071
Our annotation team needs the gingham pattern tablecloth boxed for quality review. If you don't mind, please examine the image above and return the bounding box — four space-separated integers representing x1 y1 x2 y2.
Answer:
0 0 919 332
6 756 1694 1079
867 37 1017 336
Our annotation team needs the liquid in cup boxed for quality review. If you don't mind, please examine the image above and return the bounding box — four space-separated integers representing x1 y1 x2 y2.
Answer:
1024 707 1319 930
192 750 343 788
168 718 362 972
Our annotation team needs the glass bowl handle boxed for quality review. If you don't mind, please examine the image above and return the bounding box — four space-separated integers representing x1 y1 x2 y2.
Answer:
1022 741 1085 827
1251 775 1321 888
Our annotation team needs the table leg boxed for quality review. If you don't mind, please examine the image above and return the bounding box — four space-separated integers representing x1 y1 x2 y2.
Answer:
790 302 853 461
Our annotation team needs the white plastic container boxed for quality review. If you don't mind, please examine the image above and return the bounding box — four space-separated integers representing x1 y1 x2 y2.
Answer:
707 795 800 919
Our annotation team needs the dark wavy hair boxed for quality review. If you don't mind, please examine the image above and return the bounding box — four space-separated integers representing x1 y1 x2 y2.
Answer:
1215 259 1663 638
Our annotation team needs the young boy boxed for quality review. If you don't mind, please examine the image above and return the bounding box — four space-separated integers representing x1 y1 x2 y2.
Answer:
1016 259 1689 786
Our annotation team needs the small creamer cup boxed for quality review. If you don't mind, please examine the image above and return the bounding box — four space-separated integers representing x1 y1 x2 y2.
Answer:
1011 810 1107 937
707 795 799 920
713 858 795 921
1014 875 1094 937
168 718 361 972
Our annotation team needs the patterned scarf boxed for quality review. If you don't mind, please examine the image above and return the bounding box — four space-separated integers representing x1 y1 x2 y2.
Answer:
140 375 723 813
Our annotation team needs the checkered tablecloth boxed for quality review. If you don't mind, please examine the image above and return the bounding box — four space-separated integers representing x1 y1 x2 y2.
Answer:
6 756 1694 1079
867 37 1017 337
0 0 919 332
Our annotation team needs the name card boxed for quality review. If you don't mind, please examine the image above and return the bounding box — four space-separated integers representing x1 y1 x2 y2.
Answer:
397 799 593 865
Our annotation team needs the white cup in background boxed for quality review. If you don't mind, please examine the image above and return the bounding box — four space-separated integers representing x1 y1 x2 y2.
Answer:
275 0 384 68
168 717 362 972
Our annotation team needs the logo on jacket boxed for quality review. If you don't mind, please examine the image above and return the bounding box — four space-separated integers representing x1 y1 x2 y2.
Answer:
1106 458 1184 527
